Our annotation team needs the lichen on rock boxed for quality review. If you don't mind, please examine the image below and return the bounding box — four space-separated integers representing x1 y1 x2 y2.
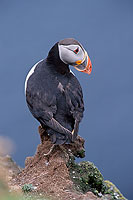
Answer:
67 154 127 200
104 180 127 200
67 156 106 196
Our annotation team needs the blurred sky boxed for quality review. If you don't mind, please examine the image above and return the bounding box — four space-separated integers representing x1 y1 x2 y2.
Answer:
0 0 133 199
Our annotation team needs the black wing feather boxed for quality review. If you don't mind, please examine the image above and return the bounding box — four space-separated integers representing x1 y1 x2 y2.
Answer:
26 74 72 141
64 73 84 140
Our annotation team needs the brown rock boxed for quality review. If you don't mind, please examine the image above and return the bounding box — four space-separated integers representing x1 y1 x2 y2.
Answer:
10 127 98 200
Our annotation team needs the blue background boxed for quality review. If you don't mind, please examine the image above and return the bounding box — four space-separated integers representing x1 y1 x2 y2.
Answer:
0 1 133 199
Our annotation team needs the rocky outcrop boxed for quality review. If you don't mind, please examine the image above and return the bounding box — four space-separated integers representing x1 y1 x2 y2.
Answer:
1 127 127 200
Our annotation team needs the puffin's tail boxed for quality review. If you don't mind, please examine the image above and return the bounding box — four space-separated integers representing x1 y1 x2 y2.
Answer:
40 117 73 144
47 119 80 145
48 130 72 145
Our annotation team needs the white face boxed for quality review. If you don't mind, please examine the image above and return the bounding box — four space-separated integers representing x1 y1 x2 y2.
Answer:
58 44 85 65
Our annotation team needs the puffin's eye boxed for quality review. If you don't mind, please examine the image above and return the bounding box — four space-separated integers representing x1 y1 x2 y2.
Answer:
73 47 79 54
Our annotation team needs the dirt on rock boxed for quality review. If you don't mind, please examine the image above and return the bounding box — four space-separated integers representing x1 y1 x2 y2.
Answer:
10 127 100 200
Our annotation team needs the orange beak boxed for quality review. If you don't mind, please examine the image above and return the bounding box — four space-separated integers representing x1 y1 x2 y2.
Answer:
74 52 92 75
82 55 92 75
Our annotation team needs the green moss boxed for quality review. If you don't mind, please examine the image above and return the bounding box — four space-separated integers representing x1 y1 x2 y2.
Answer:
67 156 106 195
22 184 33 193
67 156 127 200
75 149 85 158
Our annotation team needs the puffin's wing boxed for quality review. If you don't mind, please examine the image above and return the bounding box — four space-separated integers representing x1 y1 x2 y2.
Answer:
26 89 72 140
65 73 84 139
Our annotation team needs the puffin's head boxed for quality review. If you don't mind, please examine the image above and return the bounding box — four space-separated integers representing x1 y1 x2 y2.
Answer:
58 38 92 75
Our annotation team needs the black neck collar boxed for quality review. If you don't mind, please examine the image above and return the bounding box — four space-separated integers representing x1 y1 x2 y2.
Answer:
46 42 69 75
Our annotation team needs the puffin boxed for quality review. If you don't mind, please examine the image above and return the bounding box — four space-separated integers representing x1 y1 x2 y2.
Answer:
25 38 92 145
